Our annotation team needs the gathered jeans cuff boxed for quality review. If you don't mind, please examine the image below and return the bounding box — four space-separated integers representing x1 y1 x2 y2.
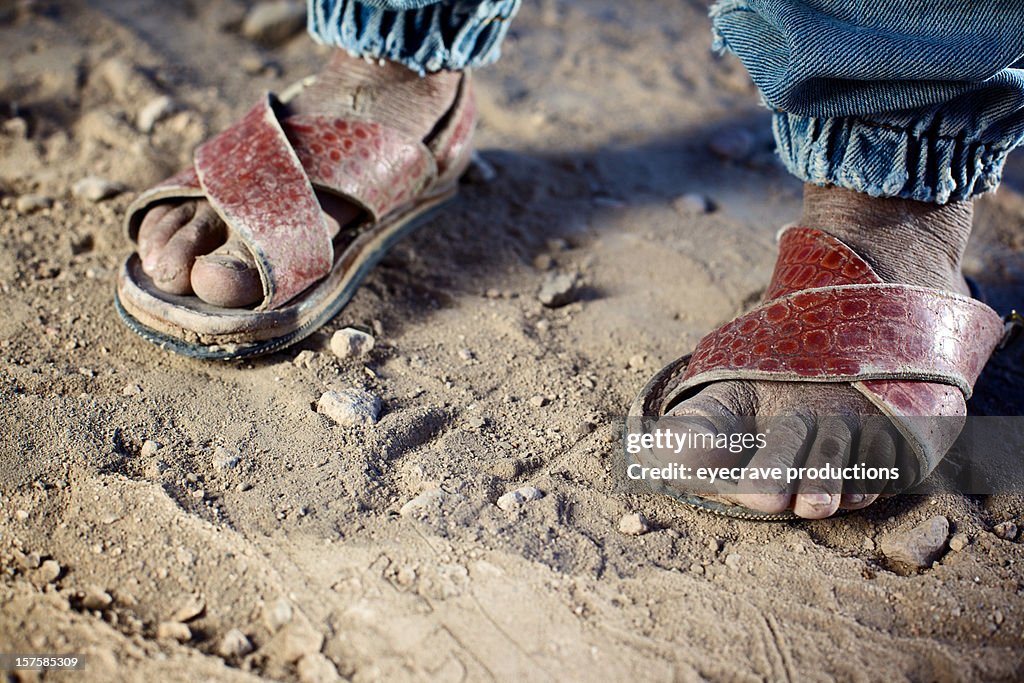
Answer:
307 0 521 75
773 112 1012 204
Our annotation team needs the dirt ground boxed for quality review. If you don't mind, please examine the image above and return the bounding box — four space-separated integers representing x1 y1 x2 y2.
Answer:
2 1 1024 681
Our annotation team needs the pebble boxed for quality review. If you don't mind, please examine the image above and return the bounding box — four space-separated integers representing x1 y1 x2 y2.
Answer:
949 533 969 552
16 194 53 214
240 54 282 76
993 520 1018 541
266 622 324 663
879 515 949 569
156 621 191 642
15 509 29 521
457 347 475 362
994 610 1005 626
122 383 142 397
627 354 646 370
618 512 650 536
72 176 125 202
265 598 293 632
218 628 254 658
81 588 113 610
724 553 742 570
316 388 381 426
538 271 580 308
137 95 176 133
140 440 162 458
574 421 596 438
672 193 712 215
532 253 555 271
241 0 306 46
37 559 61 583
708 128 755 161
212 445 241 471
172 597 205 622
399 489 446 517
496 485 543 511
297 653 341 683
330 328 375 359
528 395 549 408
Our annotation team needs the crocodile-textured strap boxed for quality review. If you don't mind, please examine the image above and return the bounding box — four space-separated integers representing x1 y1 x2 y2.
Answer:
194 95 333 311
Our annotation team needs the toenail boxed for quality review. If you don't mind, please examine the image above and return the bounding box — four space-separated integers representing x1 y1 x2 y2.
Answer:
845 493 865 505
804 492 832 507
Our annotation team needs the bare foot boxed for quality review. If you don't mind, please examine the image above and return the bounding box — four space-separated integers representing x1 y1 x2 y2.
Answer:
666 184 973 519
136 51 462 307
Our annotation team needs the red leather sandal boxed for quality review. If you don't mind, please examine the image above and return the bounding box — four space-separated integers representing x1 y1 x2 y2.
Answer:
116 75 477 359
629 226 1008 520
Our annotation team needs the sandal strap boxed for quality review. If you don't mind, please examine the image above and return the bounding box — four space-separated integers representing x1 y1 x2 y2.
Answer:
282 116 436 221
675 282 1004 398
194 95 333 311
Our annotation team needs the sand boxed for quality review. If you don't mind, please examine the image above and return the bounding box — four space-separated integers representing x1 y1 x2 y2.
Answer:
2 1 1024 681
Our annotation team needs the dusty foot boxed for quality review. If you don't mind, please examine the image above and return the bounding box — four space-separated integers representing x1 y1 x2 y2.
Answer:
667 184 973 519
136 51 461 307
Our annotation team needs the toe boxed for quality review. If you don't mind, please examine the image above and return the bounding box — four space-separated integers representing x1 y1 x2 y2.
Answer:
793 417 852 519
191 238 263 308
138 202 197 270
840 418 899 509
149 205 227 295
732 416 812 513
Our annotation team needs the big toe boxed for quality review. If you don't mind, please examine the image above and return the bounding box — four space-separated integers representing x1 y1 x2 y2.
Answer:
191 238 263 308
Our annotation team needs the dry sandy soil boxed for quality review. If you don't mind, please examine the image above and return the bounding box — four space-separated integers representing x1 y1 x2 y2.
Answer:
2 1 1024 681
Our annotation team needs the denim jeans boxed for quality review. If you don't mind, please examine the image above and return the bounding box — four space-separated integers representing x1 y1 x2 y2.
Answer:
307 0 1024 204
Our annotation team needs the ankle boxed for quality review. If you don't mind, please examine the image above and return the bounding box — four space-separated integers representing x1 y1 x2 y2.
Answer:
800 184 972 294
289 50 461 140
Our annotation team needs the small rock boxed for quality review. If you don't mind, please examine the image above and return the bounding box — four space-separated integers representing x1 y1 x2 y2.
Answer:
172 597 206 622
330 328 375 359
37 559 62 583
538 271 580 308
672 193 711 215
241 0 306 46
532 253 555 271
496 486 543 511
264 598 293 632
994 610 1005 626
218 628 254 658
82 588 113 610
457 348 475 362
156 621 191 642
627 354 646 370
879 515 949 570
993 520 1018 541
140 440 162 458
949 533 969 552
297 653 341 683
528 395 548 408
487 459 520 480
618 512 650 536
399 489 446 517
724 553 742 570
316 388 381 426
16 194 52 214
212 445 241 471
137 95 176 133
15 509 29 521
293 349 317 369
574 421 596 438
72 176 125 202
709 128 755 161
122 383 142 397
240 54 281 76
19 551 41 570
265 621 324 663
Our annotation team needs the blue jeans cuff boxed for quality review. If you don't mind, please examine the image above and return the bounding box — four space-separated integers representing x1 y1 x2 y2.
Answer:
773 112 1012 204
308 0 521 74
